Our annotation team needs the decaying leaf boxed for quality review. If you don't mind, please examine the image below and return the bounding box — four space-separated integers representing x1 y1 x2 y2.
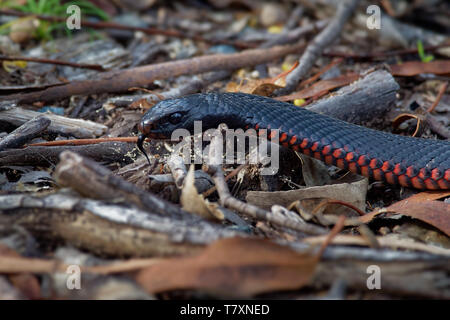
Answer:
181 165 224 220
135 237 318 297
246 175 368 217
360 191 450 236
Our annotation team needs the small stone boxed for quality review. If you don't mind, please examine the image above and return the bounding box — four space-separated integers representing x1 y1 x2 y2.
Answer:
260 3 288 27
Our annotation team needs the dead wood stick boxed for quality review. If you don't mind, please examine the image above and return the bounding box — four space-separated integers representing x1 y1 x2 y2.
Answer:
0 115 50 151
277 0 360 95
2 43 305 104
53 150 193 220
206 124 327 235
0 107 107 138
0 194 238 257
0 142 135 167
0 55 105 71
306 69 399 124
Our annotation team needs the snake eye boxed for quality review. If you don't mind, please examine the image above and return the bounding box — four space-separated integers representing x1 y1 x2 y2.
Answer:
169 112 183 124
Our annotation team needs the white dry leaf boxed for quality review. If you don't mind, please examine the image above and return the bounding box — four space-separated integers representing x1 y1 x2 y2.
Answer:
180 165 224 221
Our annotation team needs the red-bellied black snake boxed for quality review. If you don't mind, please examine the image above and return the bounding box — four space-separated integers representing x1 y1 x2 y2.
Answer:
138 93 450 190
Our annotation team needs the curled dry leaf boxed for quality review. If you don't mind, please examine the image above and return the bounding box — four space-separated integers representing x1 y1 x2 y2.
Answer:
246 175 368 217
392 113 424 137
135 237 318 297
180 165 224 220
360 191 450 236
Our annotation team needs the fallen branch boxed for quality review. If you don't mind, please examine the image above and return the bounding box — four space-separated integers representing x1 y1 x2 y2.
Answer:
277 0 360 94
0 9 256 49
0 107 107 138
3 43 306 104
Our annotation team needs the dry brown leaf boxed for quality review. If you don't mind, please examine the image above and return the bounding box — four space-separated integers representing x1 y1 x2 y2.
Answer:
135 237 318 297
360 191 450 236
384 200 449 236
276 73 360 102
246 175 368 216
181 165 224 220
390 60 450 76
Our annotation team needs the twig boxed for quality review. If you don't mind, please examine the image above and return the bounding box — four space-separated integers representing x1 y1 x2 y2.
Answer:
206 124 327 235
317 215 346 258
110 20 325 107
0 55 105 71
0 9 256 49
26 136 137 147
427 81 448 113
203 163 248 197
167 154 187 189
323 43 450 60
276 0 360 95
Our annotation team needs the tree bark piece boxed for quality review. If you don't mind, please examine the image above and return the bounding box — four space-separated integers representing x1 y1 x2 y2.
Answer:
306 69 399 124
0 107 107 138
0 142 135 166
0 115 50 151
277 0 360 94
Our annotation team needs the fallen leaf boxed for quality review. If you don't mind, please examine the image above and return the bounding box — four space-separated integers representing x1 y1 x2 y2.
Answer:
360 191 450 236
390 60 450 76
135 237 318 297
246 175 368 216
181 165 224 220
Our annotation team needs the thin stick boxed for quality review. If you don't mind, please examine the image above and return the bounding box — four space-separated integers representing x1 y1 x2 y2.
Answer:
277 0 360 95
0 9 256 49
0 55 105 71
26 136 138 147
206 125 327 235
427 81 448 113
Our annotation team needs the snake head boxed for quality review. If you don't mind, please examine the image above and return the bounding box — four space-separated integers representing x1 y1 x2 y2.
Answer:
136 93 253 166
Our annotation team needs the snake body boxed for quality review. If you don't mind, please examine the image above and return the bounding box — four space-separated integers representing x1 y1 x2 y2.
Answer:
138 93 450 190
